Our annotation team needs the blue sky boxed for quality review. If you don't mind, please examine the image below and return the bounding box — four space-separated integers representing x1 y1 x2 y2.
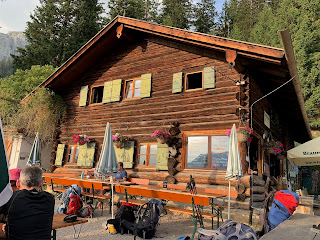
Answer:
0 0 225 34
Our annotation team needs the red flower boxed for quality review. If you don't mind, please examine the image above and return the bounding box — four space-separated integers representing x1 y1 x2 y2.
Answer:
248 137 252 143
80 140 84 144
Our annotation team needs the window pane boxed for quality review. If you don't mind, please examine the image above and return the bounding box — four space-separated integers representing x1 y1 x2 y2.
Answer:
135 80 141 88
75 147 79 154
187 136 208 168
139 155 146 165
149 155 157 165
74 154 78 163
68 155 73 163
69 146 74 155
140 145 147 154
150 145 157 154
126 81 133 98
134 88 140 97
211 136 229 169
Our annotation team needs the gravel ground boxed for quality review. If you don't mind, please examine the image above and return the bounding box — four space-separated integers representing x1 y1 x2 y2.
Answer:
55 207 215 240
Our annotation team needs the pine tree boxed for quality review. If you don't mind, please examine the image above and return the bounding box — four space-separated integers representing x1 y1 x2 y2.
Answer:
12 0 105 70
160 0 192 29
108 0 159 22
193 0 217 34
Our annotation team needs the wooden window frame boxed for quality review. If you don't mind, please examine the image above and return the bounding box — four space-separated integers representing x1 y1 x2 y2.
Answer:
123 78 141 100
66 145 80 164
89 84 104 105
181 130 228 170
137 142 157 167
184 70 204 92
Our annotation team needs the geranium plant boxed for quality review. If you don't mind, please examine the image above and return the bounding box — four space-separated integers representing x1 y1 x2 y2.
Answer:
151 130 172 140
73 133 90 145
112 133 129 143
226 126 253 142
263 139 284 155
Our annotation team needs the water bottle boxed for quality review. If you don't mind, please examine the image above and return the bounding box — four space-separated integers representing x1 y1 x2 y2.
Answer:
81 172 84 179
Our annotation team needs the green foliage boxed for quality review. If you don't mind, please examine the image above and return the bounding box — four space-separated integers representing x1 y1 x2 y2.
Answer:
160 0 192 29
0 65 56 125
13 88 67 142
108 0 159 22
193 0 217 34
0 59 13 78
12 0 105 70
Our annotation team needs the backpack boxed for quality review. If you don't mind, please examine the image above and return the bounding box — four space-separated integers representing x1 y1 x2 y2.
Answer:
57 184 82 214
257 190 299 237
122 198 165 239
66 194 83 215
106 202 136 233
197 220 258 240
78 205 94 218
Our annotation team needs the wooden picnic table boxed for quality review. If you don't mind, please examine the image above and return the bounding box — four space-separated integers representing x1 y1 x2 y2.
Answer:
115 184 226 206
260 213 320 240
52 214 88 240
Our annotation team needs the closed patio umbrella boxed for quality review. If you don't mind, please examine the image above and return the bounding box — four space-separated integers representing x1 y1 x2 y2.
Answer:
27 132 40 166
96 122 118 218
225 124 243 219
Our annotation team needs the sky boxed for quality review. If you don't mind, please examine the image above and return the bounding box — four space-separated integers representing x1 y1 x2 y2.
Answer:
0 0 225 34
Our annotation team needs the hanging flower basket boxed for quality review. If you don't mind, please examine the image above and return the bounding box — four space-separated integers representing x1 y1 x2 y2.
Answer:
157 138 167 144
263 139 284 155
112 133 129 149
113 140 123 148
237 132 249 143
151 130 171 145
73 133 90 145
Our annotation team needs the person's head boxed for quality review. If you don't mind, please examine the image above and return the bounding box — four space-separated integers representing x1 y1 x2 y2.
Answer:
17 166 43 190
118 162 123 171
9 168 22 192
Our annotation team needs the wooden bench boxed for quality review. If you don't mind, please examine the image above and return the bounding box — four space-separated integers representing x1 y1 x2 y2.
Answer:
45 177 112 215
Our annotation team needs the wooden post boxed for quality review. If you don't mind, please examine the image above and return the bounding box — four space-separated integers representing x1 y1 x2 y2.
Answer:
240 142 248 174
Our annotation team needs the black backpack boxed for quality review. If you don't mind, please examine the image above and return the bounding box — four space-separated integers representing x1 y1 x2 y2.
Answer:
122 199 165 239
107 202 136 233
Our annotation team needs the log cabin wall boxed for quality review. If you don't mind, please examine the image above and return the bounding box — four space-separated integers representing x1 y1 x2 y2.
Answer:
53 36 252 207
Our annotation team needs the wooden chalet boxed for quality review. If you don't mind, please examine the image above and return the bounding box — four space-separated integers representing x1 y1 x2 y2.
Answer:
37 17 311 213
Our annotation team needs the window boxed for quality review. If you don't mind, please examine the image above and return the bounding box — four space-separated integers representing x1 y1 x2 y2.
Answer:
91 86 104 104
67 145 79 164
124 79 141 99
186 135 229 169
138 143 157 166
185 71 203 90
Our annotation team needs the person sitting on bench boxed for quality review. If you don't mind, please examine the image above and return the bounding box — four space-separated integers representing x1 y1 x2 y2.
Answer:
114 162 127 182
1 166 54 240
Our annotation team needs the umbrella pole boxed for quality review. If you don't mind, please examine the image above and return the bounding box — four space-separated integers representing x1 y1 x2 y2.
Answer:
228 180 231 220
110 176 114 218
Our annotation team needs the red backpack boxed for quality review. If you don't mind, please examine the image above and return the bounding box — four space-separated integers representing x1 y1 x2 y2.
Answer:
66 194 82 215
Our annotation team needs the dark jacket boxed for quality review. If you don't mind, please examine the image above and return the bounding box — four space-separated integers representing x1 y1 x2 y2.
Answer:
4 189 54 240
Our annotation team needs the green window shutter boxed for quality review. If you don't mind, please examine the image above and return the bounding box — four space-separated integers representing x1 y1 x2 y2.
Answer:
111 79 122 102
102 81 112 103
79 85 88 107
140 73 152 98
172 72 183 93
156 143 169 170
203 66 216 89
55 144 65 166
114 141 135 168
77 142 96 167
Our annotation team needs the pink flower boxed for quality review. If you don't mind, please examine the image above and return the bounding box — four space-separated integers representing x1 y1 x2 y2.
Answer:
75 140 78 144
248 137 252 143
80 140 84 144
72 136 76 139
76 136 80 140
279 142 283 147
272 147 277 150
